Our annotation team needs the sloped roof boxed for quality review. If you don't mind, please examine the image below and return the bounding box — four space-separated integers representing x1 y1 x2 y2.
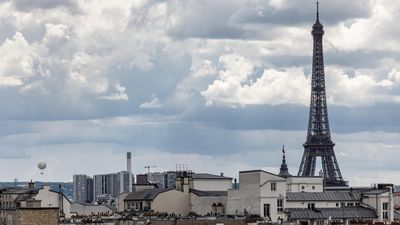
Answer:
394 211 400 220
2 188 40 195
72 202 116 211
124 188 173 201
287 192 361 202
361 189 389 195
192 173 232 180
190 189 227 197
239 170 286 179
287 207 377 219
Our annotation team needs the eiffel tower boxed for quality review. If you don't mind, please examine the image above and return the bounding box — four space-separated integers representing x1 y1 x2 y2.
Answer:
297 1 348 187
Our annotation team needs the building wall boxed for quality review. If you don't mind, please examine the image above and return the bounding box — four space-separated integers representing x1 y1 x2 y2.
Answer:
227 171 261 216
259 172 286 222
35 186 71 218
17 208 59 225
286 177 324 193
362 191 394 223
190 194 227 216
116 193 129 212
193 179 232 192
152 190 190 216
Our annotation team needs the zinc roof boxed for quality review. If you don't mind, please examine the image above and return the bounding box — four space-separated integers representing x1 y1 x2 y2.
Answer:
124 188 173 201
190 189 227 197
192 173 232 180
287 207 377 220
286 192 361 202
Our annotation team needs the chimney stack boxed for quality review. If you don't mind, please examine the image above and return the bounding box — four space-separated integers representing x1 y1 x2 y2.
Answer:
28 180 35 189
127 152 133 192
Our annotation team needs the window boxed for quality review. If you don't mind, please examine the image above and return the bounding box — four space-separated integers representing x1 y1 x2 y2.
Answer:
263 204 270 218
355 203 360 207
271 182 276 191
347 203 354 207
383 202 388 210
383 202 389 220
301 186 305 190
336 203 339 207
383 212 388 220
312 186 315 190
277 199 284 212
340 202 345 207
308 203 315 210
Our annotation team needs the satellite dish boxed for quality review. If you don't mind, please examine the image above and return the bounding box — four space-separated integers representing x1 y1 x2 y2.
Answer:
37 162 47 175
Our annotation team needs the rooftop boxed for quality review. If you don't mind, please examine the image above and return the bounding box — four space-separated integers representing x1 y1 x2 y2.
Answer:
124 188 173 201
190 189 227 197
192 173 232 180
287 207 377 220
286 192 361 202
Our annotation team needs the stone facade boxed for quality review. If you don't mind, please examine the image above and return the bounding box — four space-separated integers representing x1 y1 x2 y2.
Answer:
17 208 59 225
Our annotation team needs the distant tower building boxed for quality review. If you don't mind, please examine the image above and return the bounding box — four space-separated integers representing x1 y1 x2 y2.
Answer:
127 152 133 192
73 174 93 203
136 174 148 185
93 172 134 201
297 2 347 187
86 177 94 202
146 171 178 189
278 145 291 178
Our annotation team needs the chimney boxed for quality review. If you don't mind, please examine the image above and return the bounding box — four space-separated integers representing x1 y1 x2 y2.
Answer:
28 180 35 189
127 152 133 192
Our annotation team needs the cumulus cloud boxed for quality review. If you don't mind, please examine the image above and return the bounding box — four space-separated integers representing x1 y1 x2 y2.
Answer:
12 0 78 12
0 32 44 87
201 53 310 106
101 83 128 101
140 95 163 109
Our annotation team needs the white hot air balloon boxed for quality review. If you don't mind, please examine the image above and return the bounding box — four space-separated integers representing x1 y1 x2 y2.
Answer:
37 162 47 175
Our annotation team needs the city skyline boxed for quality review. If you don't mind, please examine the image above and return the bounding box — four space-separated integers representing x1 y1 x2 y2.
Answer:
1 0 400 186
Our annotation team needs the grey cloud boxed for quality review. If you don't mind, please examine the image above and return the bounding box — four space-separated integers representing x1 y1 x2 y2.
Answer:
11 0 78 12
181 103 400 134
326 49 400 69
166 0 259 40
231 0 373 26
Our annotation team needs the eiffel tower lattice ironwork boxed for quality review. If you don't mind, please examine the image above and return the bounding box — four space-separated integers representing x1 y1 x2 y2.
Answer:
297 1 348 187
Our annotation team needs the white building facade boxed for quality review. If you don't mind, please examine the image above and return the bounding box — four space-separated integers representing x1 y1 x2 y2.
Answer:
226 169 394 225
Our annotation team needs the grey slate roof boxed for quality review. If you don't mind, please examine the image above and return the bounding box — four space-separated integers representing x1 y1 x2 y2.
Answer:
192 173 232 180
190 189 227 197
124 188 173 201
362 189 389 195
394 211 400 220
287 192 361 202
287 207 377 220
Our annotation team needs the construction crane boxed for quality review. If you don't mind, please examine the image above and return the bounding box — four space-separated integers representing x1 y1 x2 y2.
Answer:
144 165 157 174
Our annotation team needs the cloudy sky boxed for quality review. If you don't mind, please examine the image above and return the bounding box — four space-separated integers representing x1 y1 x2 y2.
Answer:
1 0 400 186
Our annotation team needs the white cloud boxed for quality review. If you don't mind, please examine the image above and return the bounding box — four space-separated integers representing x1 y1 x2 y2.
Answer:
201 53 310 106
101 83 128 101
140 95 162 109
0 32 43 87
326 66 400 106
